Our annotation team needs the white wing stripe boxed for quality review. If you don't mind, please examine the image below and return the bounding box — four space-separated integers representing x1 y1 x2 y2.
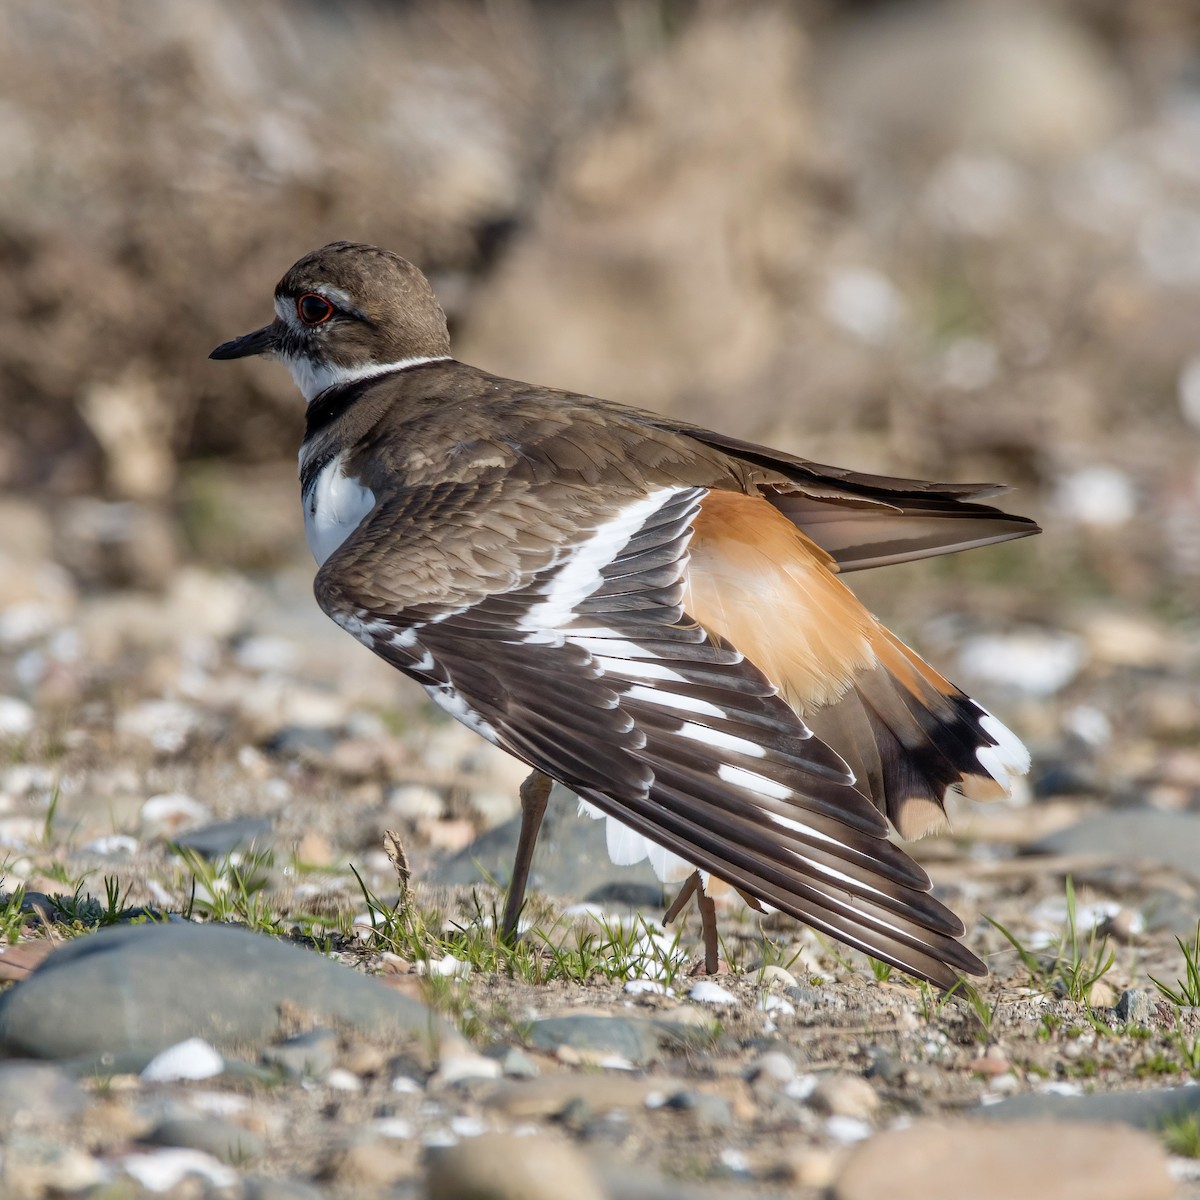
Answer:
519 489 683 631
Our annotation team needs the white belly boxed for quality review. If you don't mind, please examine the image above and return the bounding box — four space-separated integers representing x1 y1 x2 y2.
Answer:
304 455 376 566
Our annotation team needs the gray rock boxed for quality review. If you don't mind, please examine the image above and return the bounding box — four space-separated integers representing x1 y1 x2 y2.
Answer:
498 1046 539 1078
0 1062 88 1126
1143 889 1200 938
1029 809 1200 880
143 1116 264 1164
0 922 446 1073
243 1179 329 1200
597 1167 747 1200
1114 989 1157 1023
262 1029 339 1080
982 1085 1200 1128
527 1016 660 1065
524 1014 711 1066
665 1090 733 1128
864 1046 904 1085
267 727 340 760
787 985 826 1008
431 782 661 902
172 817 273 858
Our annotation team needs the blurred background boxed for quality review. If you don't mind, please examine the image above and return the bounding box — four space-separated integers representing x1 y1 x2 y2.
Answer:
0 0 1197 868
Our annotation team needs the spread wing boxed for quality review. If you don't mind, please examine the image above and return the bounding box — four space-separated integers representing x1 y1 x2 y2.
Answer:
316 476 984 986
653 420 1041 571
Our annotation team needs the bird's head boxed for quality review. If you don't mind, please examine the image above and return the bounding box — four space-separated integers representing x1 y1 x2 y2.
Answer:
209 241 451 401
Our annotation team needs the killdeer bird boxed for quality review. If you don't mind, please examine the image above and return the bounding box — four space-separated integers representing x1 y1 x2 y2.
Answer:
212 241 1038 987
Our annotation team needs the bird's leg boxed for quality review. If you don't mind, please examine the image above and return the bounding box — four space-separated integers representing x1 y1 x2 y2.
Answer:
663 869 720 973
500 768 553 942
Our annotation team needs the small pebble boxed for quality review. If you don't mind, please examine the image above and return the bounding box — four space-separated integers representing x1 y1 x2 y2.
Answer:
141 1038 224 1083
812 1073 879 1120
374 1117 415 1139
321 1140 410 1189
431 1052 503 1087
500 1047 539 1079
121 1147 238 1192
665 1090 734 1128
760 964 798 988
689 980 737 1006
825 1114 873 1144
750 1051 797 1087
1116 989 1156 1023
757 993 796 1015
140 792 211 838
143 1116 264 1165
261 1029 338 1080
625 979 669 996
0 697 34 737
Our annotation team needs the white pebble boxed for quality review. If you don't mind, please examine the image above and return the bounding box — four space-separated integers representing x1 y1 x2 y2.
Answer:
387 783 444 820
83 834 139 857
140 792 210 836
449 1115 488 1138
234 636 299 674
1038 1080 1084 1097
118 700 201 754
141 1038 224 1082
625 979 670 996
375 1117 415 1139
120 1148 237 1192
959 630 1085 696
431 1054 502 1086
186 1091 250 1116
416 954 471 979
825 1115 873 1144
718 1147 751 1174
823 266 905 344
1053 466 1137 528
689 980 737 1006
325 1068 362 1092
756 993 796 1016
391 1075 423 1094
784 1074 819 1101
0 697 33 738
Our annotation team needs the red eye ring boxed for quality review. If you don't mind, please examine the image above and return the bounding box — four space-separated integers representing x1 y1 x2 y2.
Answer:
297 293 334 325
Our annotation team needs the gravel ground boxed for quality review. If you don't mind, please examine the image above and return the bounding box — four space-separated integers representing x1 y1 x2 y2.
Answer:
0 487 1199 1199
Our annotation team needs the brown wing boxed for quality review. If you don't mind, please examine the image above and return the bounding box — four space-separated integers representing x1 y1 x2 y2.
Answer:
316 475 985 986
654 420 1041 571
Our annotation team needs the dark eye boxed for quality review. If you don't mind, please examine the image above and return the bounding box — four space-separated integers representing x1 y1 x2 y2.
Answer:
297 293 334 325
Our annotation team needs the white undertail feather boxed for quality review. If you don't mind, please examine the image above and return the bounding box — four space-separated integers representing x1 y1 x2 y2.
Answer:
975 709 1032 792
577 794 702 886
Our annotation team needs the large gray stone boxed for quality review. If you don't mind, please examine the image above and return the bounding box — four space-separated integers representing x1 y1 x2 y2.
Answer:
525 1014 715 1066
431 782 663 903
172 817 273 859
0 922 445 1074
981 1084 1200 1128
1029 809 1200 880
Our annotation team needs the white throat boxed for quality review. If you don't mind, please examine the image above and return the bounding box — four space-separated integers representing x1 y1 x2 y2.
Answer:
285 355 451 403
